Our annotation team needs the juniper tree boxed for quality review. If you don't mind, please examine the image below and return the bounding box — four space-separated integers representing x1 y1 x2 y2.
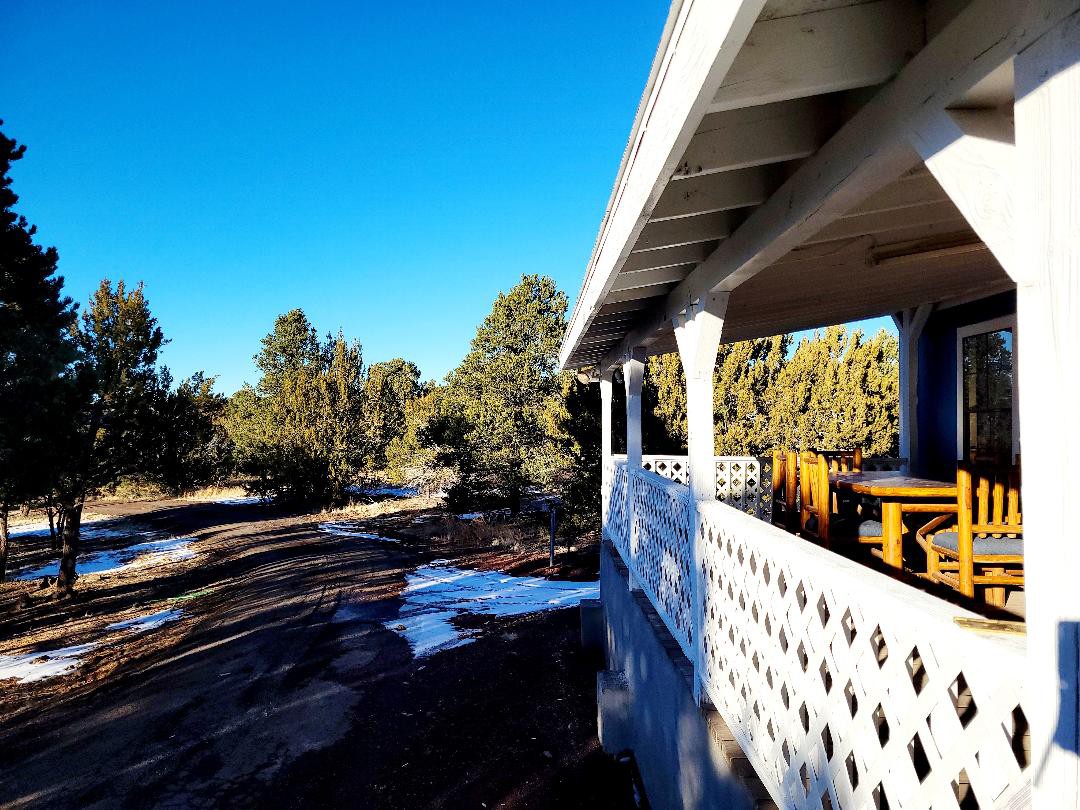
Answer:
224 311 367 504
150 370 232 494
0 124 78 581
430 274 568 512
363 358 422 469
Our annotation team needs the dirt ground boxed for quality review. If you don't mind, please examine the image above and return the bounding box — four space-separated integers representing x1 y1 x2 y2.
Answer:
0 498 639 809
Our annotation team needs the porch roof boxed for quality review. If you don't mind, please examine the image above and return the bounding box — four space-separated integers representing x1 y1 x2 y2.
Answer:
558 0 1033 370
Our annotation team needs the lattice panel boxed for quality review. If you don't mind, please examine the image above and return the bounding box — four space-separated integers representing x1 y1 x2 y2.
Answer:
605 460 629 556
629 467 694 658
716 456 773 522
641 455 689 484
696 502 1031 810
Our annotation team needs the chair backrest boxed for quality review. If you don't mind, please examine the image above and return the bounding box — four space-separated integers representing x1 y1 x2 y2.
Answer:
957 461 1022 537
799 451 831 537
818 448 863 473
771 449 798 513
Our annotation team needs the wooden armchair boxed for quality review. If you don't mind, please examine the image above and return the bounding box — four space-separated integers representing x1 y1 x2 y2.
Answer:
916 462 1023 606
800 450 883 549
771 449 798 530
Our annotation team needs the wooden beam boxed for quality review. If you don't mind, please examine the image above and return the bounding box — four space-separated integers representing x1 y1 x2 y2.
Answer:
675 98 830 179
651 166 776 221
611 264 694 293
623 242 713 273
604 284 676 305
911 108 1016 275
804 199 966 245
844 170 950 216
595 0 1078 371
558 0 769 369
709 0 923 112
634 211 734 251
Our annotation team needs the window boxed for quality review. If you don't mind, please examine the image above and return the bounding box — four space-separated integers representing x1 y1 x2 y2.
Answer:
956 316 1017 466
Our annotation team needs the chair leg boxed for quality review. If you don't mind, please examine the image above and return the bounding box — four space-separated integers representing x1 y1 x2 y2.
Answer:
926 544 940 581
984 568 1006 608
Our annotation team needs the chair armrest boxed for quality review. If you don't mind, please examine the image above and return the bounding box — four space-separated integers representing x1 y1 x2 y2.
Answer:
913 512 957 549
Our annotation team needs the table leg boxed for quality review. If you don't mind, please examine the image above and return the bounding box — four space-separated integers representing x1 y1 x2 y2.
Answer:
882 501 903 569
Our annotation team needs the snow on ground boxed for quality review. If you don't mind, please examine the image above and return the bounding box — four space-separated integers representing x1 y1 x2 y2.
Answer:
1 608 186 683
317 522 400 542
214 495 271 505
384 564 599 657
344 485 420 498
0 643 101 683
8 516 126 542
14 536 196 581
107 609 184 633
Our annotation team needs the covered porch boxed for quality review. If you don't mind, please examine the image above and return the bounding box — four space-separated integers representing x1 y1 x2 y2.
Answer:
560 2 1080 807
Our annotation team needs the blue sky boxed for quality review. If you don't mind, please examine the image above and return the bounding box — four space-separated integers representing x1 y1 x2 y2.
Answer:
4 1 892 393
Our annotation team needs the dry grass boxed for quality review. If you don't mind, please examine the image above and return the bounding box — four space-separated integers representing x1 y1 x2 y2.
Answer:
182 484 252 502
321 494 442 521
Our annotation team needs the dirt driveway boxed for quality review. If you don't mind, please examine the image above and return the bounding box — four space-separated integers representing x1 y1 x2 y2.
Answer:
0 499 636 809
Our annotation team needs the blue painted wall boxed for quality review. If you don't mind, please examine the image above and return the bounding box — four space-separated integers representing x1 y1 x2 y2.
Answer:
915 291 1016 479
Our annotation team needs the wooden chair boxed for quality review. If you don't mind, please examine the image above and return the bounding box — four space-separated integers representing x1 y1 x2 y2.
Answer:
818 448 863 473
771 449 798 531
800 450 883 549
916 462 1023 606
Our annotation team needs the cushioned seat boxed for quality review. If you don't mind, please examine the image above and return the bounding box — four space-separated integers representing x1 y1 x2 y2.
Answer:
932 531 1023 556
831 517 883 538
804 515 882 537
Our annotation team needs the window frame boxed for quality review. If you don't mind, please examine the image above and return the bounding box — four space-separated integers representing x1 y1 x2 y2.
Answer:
955 313 1019 464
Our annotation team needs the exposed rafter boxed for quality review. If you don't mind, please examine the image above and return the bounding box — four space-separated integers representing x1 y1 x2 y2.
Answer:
589 0 1076 371
708 0 923 112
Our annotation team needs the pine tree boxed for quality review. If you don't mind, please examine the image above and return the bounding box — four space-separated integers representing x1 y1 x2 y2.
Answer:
0 124 78 582
55 279 165 595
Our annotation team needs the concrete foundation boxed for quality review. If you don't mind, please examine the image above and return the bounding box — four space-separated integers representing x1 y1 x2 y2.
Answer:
597 539 765 810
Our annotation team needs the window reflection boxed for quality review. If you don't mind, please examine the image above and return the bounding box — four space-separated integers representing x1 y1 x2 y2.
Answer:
962 328 1013 465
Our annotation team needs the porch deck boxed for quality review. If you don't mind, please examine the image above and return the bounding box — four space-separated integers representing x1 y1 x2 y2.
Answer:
603 456 1030 809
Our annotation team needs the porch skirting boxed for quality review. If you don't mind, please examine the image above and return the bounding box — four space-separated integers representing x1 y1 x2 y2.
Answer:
598 539 768 809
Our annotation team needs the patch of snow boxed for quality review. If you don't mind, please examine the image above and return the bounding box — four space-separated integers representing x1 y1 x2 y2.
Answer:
456 512 485 521
214 495 270 505
389 610 476 657
14 536 196 581
348 485 419 498
107 609 184 633
385 565 599 657
317 522 400 542
0 642 99 683
8 517 125 542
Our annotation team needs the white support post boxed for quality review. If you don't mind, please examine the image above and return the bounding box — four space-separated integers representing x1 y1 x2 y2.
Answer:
892 305 932 472
623 349 646 471
600 368 614 524
623 349 646 590
1015 14 1080 807
674 292 729 704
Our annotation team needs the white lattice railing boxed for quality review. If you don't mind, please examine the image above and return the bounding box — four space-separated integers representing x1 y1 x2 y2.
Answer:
638 454 774 520
629 466 694 659
600 461 1031 809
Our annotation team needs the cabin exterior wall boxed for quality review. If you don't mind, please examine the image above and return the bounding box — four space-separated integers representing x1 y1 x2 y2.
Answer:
915 291 1016 478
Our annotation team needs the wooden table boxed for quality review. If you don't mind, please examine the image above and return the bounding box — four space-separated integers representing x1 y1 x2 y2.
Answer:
831 471 957 569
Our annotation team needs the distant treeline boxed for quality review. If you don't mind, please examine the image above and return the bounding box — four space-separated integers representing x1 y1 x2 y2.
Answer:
1 120 899 596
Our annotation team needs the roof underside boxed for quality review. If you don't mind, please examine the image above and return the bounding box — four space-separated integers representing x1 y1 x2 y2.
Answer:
560 0 1018 369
